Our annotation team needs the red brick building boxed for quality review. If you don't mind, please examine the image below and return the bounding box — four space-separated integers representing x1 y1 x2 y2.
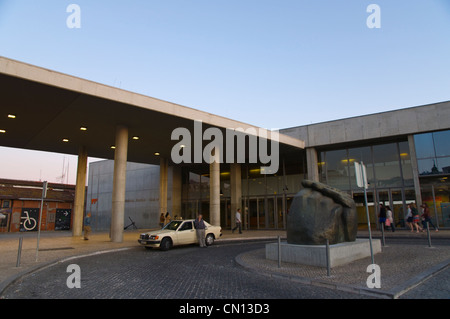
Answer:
0 179 75 233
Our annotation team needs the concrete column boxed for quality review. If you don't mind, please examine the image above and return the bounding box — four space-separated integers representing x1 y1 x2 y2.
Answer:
306 147 319 182
72 146 88 237
111 125 128 243
408 135 422 206
209 148 221 226
172 166 182 217
159 157 169 216
230 163 242 229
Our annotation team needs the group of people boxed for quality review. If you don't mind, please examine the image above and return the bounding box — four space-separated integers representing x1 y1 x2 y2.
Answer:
159 212 173 228
378 202 439 233
405 203 439 233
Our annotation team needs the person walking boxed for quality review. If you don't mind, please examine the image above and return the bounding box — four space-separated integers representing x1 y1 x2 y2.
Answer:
194 214 207 248
232 208 242 234
378 203 387 230
83 212 92 240
164 212 172 225
386 206 395 232
421 203 438 232
159 213 165 228
406 204 414 231
411 203 424 233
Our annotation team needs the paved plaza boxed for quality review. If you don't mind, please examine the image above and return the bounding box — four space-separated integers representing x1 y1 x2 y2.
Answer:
0 229 449 299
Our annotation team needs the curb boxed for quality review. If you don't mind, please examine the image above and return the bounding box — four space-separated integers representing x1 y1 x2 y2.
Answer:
234 250 450 299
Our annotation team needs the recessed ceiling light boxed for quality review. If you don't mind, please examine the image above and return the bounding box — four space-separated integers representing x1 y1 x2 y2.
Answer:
111 146 116 149
132 136 139 140
80 126 88 131
62 138 69 142
0 129 6 133
7 114 16 119
154 152 160 156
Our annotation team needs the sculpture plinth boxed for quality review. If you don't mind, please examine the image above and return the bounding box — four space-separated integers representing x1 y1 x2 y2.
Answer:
266 180 380 268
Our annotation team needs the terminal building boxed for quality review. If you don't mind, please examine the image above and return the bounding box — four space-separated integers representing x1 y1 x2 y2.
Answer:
0 57 449 238
85 102 450 231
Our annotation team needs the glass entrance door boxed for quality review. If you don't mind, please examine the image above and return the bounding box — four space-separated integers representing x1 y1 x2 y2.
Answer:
246 196 280 229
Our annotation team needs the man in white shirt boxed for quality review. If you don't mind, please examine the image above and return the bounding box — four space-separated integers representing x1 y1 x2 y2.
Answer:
232 208 242 234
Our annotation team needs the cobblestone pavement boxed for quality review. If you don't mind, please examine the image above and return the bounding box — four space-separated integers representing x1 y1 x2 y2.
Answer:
237 239 450 299
1 229 449 301
1 242 370 299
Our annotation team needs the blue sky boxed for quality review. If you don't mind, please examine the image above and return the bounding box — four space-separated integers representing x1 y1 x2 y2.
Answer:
0 0 449 183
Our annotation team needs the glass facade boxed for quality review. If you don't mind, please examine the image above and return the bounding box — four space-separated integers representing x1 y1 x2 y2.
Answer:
179 130 450 230
318 141 416 228
181 163 305 230
414 129 450 228
318 141 413 191
414 130 450 175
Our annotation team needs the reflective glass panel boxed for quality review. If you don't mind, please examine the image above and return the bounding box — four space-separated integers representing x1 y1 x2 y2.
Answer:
372 143 402 187
414 133 435 159
433 130 450 157
324 149 350 190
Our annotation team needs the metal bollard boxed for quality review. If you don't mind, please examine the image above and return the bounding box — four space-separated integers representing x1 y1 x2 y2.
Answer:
16 236 23 267
381 223 385 247
326 239 331 277
277 235 281 268
426 222 432 248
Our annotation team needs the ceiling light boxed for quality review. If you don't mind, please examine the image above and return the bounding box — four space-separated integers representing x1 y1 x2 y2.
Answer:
0 129 6 133
132 136 139 140
154 152 160 156
80 126 88 131
7 114 16 119
111 146 116 149
62 138 69 142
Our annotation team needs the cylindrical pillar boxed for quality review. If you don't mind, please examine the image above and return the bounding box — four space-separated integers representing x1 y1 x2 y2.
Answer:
172 166 182 217
159 157 169 216
209 148 221 226
111 125 128 243
230 163 242 229
73 146 88 237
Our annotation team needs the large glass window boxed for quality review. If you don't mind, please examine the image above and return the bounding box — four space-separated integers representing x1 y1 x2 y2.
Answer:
319 140 412 190
372 143 403 188
414 130 450 175
433 130 450 157
322 149 350 190
399 141 414 186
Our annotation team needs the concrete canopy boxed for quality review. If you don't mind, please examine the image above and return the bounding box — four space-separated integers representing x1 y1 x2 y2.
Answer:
0 57 304 168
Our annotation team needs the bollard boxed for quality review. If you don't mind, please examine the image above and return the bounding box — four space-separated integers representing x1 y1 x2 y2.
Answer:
16 236 23 267
277 235 281 268
426 222 432 248
326 239 331 277
381 223 385 247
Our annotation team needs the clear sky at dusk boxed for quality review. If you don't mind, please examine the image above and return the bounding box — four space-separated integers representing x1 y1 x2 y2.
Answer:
0 0 449 184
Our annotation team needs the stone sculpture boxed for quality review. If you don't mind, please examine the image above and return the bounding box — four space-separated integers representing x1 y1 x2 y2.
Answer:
287 180 357 245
